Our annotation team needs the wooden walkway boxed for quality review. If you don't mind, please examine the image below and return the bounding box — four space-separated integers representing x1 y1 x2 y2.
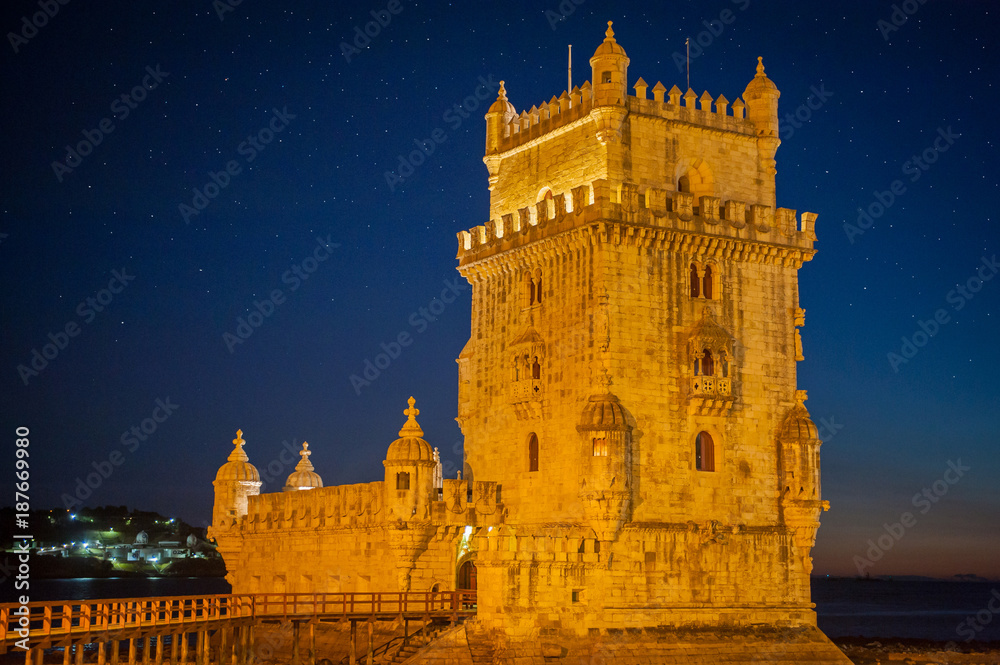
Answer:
1 592 477 664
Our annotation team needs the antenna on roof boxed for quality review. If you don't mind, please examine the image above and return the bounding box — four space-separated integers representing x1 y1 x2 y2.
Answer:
685 38 691 90
568 44 572 93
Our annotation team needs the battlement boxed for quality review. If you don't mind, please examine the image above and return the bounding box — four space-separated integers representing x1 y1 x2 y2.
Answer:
230 478 506 534
457 178 817 267
491 80 754 157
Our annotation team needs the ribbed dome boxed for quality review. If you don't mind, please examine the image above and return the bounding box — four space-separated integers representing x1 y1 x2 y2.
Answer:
578 393 631 432
283 441 323 491
215 429 261 483
385 397 434 463
743 56 778 98
488 80 516 124
778 394 819 444
591 21 627 58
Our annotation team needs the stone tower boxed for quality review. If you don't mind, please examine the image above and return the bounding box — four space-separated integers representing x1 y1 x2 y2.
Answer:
455 21 845 661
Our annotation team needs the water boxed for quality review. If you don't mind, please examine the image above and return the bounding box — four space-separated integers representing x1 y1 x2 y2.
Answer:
11 577 232 602
11 577 998 643
813 578 1000 642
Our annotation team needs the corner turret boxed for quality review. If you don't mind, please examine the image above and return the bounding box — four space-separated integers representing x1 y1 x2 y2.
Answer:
210 429 261 535
383 397 436 522
589 21 629 107
743 56 781 205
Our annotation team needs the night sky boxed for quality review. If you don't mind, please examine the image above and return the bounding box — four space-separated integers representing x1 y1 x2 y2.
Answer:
2 1 997 580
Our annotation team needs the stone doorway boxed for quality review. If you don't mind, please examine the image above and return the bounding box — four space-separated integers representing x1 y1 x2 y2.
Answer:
457 560 477 591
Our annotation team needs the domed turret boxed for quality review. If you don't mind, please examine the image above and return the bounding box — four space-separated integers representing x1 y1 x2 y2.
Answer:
383 397 436 522
590 21 629 107
484 80 517 158
211 429 262 532
283 442 323 492
743 56 780 137
777 391 821 502
577 392 634 541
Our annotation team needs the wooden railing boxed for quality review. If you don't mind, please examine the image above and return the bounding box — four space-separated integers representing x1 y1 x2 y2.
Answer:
1 592 477 654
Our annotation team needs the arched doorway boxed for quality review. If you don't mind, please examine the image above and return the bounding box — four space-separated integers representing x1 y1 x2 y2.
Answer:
457 560 477 591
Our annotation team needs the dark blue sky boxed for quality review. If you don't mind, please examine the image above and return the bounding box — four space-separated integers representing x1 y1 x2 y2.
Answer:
2 1 997 579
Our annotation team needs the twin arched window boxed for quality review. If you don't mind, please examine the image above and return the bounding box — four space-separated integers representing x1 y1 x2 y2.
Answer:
695 432 715 472
693 349 728 377
523 269 543 307
689 263 717 299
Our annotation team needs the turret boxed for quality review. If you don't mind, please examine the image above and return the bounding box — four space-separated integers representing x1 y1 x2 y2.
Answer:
483 81 516 190
383 397 436 522
210 429 261 535
577 392 633 541
777 391 830 577
743 57 781 206
589 21 629 106
283 441 323 491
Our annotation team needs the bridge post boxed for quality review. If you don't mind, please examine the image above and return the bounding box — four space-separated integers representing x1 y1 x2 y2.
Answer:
130 638 138 664
142 637 151 665
195 631 205 665
98 640 107 665
156 636 165 665
170 634 179 665
219 629 229 665
348 621 356 665
292 622 300 665
180 633 188 665
308 622 316 665
62 643 72 665
366 621 373 665
76 642 85 665
111 639 121 665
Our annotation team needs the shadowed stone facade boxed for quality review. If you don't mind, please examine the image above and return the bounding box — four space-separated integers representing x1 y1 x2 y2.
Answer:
209 23 850 664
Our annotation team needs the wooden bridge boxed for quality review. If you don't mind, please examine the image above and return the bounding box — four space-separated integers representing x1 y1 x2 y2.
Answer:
1 592 477 665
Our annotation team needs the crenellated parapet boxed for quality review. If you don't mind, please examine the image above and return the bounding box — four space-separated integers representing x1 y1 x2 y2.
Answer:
457 178 818 270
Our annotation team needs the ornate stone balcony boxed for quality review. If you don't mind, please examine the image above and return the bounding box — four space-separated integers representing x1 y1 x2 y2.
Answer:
691 376 732 396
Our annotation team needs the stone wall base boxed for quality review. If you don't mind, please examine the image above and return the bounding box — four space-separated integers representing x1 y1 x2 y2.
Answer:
411 622 854 665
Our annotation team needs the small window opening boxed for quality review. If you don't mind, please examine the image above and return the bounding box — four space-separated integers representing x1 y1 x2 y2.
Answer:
528 433 539 472
396 472 410 490
592 437 608 457
695 432 715 472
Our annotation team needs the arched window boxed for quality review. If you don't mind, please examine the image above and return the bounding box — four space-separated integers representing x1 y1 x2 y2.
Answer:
396 472 410 490
531 356 541 380
528 433 539 472
701 349 714 376
678 175 691 193
534 268 543 304
602 71 612 84
695 432 715 472
690 263 700 298
592 437 608 457
703 265 713 300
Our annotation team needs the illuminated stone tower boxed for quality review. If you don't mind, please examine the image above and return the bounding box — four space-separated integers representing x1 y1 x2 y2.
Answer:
456 22 847 661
